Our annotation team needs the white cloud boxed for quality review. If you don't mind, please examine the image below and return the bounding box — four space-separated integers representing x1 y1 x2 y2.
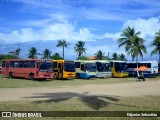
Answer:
103 17 160 42
0 22 100 43
123 17 160 39
103 32 121 41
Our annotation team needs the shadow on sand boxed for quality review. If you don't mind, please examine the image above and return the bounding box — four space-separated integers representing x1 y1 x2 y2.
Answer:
23 92 139 110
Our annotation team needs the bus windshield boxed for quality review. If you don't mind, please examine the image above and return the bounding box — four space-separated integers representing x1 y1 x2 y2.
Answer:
64 62 75 72
85 63 96 72
39 62 53 72
97 62 111 72
115 63 128 72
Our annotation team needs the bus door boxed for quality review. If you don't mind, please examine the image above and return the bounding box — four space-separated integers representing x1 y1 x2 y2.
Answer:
2 61 9 76
6 62 9 75
81 63 85 73
58 63 63 78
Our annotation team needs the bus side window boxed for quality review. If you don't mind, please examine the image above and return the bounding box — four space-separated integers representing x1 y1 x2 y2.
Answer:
10 61 14 68
53 62 57 68
19 61 24 68
110 62 113 68
14 61 19 68
75 62 80 68
81 64 85 71
24 61 29 68
2 61 6 67
30 61 35 68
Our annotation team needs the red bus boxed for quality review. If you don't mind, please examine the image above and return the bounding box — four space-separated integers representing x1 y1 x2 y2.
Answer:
1 59 55 80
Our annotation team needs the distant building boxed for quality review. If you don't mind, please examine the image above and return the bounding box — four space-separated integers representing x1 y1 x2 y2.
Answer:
87 56 96 60
8 51 16 56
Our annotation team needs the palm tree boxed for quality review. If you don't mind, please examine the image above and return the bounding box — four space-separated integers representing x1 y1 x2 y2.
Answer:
112 53 118 60
126 36 147 67
118 54 127 61
43 49 51 59
15 48 21 58
95 50 105 60
56 40 70 59
74 41 87 57
118 26 141 59
28 47 37 59
150 30 160 63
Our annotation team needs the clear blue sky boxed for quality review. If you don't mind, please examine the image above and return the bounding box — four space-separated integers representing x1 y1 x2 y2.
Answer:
0 0 160 61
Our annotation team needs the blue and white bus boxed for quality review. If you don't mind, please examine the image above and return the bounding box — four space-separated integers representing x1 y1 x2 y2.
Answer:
75 60 97 79
127 60 158 77
96 60 112 78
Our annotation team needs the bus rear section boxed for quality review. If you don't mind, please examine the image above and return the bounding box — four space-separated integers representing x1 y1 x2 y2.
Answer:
52 60 75 79
75 61 97 79
96 60 112 78
110 61 128 78
127 60 158 77
1 59 55 80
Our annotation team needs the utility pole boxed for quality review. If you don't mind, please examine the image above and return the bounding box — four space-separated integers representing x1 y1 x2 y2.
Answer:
17 43 21 58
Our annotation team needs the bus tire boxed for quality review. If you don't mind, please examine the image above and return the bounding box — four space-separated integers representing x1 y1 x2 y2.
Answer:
9 72 13 79
76 74 80 79
112 73 114 78
29 73 34 80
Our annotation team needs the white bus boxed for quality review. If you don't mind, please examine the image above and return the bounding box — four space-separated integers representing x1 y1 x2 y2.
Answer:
127 60 158 77
75 60 97 79
95 60 112 78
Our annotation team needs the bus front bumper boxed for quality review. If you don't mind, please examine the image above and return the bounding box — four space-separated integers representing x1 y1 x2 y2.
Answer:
36 72 55 79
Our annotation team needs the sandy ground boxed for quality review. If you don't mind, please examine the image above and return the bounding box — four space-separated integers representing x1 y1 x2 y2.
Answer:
0 79 160 101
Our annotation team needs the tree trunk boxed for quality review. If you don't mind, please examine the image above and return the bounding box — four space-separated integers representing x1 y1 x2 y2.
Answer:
63 47 64 59
136 55 138 68
136 55 139 77
159 53 160 64
158 51 160 63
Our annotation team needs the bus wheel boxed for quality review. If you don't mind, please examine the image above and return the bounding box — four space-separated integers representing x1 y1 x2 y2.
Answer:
112 73 114 78
29 73 34 80
76 74 80 79
9 72 13 78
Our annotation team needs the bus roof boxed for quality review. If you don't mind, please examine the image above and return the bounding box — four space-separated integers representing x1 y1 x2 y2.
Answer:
110 60 127 63
3 59 41 61
52 60 74 62
127 60 158 63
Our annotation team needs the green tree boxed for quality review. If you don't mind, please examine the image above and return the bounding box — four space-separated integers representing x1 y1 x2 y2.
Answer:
0 54 18 64
112 53 118 60
43 49 51 59
118 53 127 61
77 56 89 60
56 40 70 59
150 30 160 63
51 53 63 60
28 47 37 59
74 41 87 57
118 26 141 60
127 36 147 67
95 50 105 60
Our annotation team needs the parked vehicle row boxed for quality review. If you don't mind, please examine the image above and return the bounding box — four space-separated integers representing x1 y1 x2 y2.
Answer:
1 59 159 80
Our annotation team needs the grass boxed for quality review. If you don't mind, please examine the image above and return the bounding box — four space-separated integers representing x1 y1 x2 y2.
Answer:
0 96 160 120
0 74 133 88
